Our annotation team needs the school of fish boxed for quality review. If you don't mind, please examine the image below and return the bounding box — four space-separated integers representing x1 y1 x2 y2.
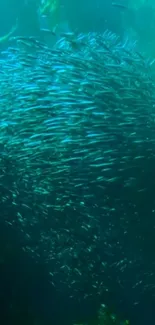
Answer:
1 30 155 302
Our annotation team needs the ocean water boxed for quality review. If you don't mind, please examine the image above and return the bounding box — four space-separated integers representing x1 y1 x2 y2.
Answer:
0 1 155 325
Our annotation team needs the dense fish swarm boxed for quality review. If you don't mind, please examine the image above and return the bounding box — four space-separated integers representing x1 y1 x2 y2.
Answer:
1 31 155 300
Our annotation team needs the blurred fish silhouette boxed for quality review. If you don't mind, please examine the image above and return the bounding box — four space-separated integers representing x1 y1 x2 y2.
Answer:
112 2 128 10
0 19 18 43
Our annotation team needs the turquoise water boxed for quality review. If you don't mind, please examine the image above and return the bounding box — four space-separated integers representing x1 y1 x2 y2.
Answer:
0 1 155 325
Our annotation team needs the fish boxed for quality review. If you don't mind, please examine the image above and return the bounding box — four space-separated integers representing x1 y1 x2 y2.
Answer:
0 30 155 305
40 28 56 35
112 2 128 10
0 19 18 44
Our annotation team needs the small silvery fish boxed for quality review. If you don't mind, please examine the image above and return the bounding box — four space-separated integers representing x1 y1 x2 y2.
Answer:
0 30 155 304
